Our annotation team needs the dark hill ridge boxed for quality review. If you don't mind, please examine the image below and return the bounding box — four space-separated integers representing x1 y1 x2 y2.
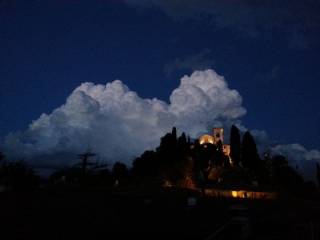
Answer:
0 126 320 239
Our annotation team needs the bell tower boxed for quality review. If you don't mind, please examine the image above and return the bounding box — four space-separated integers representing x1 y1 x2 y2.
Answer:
213 128 224 144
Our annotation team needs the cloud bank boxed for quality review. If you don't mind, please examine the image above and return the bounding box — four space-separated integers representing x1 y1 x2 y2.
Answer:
2 69 320 180
271 143 320 181
3 70 245 166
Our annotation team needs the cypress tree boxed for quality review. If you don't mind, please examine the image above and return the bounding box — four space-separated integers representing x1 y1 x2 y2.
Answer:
172 127 177 141
317 163 320 188
230 125 241 166
241 131 260 169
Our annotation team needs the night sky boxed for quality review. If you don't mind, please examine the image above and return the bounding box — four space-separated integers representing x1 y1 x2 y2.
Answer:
1 1 320 167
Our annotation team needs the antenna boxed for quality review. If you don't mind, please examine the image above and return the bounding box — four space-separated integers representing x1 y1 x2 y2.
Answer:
77 150 96 175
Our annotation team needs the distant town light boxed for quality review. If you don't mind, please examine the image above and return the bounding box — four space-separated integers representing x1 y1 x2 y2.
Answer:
232 191 238 198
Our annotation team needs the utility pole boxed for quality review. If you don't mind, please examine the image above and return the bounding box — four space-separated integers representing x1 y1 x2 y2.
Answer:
78 151 96 176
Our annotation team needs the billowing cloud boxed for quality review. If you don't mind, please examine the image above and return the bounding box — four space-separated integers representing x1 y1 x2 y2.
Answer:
272 144 320 162
3 69 320 180
170 70 246 136
271 144 320 181
2 69 246 167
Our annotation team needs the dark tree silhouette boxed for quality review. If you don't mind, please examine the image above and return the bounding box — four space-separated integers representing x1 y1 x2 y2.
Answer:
230 125 241 166
156 127 178 171
132 150 159 180
0 151 4 162
194 141 213 168
241 131 260 169
317 163 320 188
124 127 308 194
177 132 188 157
112 162 129 186
0 160 39 190
187 136 191 144
172 132 192 183
49 167 83 185
214 140 225 166
157 128 177 155
270 155 304 192
133 128 197 186
172 127 177 140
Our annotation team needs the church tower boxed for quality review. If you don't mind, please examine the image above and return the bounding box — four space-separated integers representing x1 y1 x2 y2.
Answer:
213 128 224 144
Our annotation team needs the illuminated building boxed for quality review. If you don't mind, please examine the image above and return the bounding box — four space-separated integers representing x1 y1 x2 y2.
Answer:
199 134 214 145
204 188 278 200
199 127 232 162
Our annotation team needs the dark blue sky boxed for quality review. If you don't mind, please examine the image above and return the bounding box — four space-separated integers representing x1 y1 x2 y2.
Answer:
1 0 320 150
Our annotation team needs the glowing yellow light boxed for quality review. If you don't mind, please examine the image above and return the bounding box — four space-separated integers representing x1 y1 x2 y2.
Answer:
199 134 214 145
231 191 238 198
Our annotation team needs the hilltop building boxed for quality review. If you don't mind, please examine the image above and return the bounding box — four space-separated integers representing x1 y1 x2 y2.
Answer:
199 128 231 162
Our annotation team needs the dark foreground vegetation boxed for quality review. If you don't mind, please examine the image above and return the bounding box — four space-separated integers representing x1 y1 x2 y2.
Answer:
1 126 320 239
0 187 320 240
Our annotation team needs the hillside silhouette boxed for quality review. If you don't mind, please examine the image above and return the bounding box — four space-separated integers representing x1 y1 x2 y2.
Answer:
0 126 320 239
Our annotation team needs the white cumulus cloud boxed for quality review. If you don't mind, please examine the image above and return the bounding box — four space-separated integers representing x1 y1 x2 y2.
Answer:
2 70 246 167
271 144 320 181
